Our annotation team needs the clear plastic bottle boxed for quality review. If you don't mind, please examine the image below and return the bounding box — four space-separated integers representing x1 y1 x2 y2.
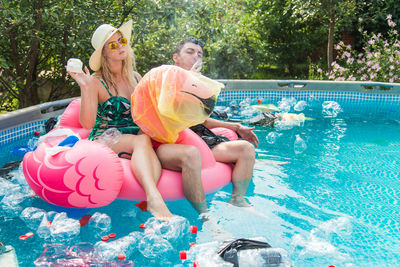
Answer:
294 134 307 154
0 243 19 267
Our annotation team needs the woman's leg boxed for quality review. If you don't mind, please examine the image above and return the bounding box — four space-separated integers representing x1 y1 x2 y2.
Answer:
156 144 208 214
110 134 173 220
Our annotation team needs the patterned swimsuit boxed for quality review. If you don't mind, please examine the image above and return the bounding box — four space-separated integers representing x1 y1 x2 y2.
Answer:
88 76 139 140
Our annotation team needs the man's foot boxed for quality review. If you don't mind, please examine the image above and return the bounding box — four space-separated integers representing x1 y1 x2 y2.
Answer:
147 195 173 221
228 195 251 207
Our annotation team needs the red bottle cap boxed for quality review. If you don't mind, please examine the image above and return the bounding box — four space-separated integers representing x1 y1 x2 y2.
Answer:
108 233 116 238
189 242 197 247
139 223 145 229
117 254 126 260
193 260 199 267
101 236 109 242
179 250 187 260
19 235 28 241
34 131 40 136
135 200 148 211
190 225 198 233
257 99 262 103
25 232 34 238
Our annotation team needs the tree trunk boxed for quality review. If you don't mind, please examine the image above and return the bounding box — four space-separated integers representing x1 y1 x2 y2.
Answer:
19 0 43 108
327 16 335 72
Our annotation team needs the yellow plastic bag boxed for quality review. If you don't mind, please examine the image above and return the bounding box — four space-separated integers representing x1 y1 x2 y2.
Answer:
131 65 224 143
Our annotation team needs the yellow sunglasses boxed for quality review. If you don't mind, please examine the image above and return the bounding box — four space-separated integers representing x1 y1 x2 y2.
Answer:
107 37 128 51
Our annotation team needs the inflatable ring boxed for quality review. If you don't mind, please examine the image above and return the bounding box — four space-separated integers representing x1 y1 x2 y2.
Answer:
22 99 236 209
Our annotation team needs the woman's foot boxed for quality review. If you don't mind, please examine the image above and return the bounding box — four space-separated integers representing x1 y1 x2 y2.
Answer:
147 194 173 221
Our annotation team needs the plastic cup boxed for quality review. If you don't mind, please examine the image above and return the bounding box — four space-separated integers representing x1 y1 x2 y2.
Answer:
67 58 83 73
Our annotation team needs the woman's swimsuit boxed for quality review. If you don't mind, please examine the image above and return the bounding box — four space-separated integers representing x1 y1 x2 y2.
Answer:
88 76 139 140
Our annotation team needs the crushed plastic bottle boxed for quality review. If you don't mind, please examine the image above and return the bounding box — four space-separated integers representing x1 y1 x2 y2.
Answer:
266 132 282 144
94 128 122 147
237 247 291 267
322 101 342 118
87 212 112 239
0 243 19 267
294 134 307 154
20 207 47 230
138 232 174 259
49 212 81 242
27 136 40 151
95 232 143 260
294 100 307 112
144 216 190 247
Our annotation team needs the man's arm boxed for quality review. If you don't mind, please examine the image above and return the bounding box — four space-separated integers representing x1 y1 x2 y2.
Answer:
203 118 259 147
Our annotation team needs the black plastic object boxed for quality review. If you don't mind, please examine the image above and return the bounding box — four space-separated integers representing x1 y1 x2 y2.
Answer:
217 238 272 267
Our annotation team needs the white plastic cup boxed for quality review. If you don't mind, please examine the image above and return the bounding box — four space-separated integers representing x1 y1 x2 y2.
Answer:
67 58 83 73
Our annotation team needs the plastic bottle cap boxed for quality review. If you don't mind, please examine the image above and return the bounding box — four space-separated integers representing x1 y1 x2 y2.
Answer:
328 266 335 267
19 235 28 240
25 232 34 238
101 236 109 242
34 131 39 136
257 99 262 103
190 242 197 247
108 233 116 238
179 250 187 260
139 223 145 229
79 214 93 227
135 200 148 211
193 260 199 267
190 225 198 233
301 132 306 135
117 254 126 260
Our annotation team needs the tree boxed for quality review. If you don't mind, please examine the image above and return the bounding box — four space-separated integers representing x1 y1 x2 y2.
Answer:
291 0 356 71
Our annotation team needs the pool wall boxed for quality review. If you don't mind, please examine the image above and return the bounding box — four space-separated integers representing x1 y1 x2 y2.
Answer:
1 80 400 146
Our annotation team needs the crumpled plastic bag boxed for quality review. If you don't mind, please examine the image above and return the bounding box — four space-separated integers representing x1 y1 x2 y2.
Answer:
131 65 224 143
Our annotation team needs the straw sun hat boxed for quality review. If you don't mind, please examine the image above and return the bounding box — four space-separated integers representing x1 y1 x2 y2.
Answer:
89 20 133 71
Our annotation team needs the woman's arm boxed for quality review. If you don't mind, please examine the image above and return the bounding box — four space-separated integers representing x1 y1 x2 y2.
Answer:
67 66 99 129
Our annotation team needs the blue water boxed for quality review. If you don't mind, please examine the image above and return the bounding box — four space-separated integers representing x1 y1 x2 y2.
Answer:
1 97 400 266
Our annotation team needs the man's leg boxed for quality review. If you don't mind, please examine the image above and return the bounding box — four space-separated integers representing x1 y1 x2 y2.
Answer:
211 140 255 207
156 144 208 214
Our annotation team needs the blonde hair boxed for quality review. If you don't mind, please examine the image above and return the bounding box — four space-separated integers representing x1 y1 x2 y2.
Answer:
99 31 137 95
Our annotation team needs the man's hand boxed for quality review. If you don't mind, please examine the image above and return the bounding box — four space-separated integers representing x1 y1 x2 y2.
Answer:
237 124 259 147
191 59 203 72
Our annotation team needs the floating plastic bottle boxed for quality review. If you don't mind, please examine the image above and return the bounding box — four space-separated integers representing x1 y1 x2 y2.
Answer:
20 207 47 230
143 216 190 247
0 243 19 267
95 232 142 261
266 132 282 144
87 212 112 239
294 134 307 154
322 101 342 118
294 100 307 112
237 247 291 267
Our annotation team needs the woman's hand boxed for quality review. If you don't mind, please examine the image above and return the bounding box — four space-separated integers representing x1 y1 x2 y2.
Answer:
66 66 92 89
237 124 259 147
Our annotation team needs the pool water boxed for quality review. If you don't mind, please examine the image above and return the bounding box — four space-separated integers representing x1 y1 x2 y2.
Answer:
1 96 400 266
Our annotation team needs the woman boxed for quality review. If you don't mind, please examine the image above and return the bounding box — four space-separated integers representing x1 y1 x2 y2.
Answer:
67 20 172 220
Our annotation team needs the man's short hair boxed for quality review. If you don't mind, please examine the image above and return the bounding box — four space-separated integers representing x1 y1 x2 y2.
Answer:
174 37 204 54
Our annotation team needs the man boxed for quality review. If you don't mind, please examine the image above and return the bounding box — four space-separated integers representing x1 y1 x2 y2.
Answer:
155 37 258 216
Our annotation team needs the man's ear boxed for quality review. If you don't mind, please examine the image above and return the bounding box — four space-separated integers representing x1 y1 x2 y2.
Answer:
172 53 178 64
